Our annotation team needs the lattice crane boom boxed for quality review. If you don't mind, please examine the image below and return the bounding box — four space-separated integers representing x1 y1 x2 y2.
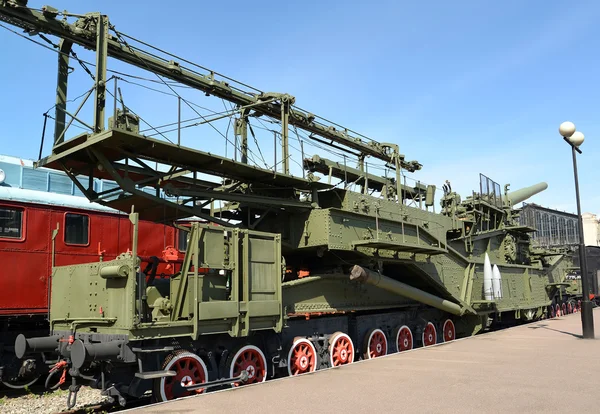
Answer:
0 0 421 172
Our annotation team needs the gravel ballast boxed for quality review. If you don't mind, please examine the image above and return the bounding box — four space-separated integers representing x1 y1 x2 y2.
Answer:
0 386 109 414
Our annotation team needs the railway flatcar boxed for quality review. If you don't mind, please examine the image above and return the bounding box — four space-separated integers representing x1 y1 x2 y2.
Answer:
0 2 587 409
0 185 190 388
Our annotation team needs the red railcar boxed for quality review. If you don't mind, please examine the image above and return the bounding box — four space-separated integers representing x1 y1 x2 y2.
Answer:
0 186 187 387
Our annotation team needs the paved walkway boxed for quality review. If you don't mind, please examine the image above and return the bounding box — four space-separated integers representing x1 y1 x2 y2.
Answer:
129 310 600 413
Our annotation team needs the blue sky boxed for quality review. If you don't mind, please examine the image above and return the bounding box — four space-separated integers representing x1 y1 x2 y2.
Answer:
0 0 599 215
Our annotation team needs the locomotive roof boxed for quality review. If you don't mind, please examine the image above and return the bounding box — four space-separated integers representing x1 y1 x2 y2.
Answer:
0 185 121 214
0 154 35 168
0 185 205 222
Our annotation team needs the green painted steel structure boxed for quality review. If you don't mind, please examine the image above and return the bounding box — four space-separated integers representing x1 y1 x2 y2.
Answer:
0 0 578 407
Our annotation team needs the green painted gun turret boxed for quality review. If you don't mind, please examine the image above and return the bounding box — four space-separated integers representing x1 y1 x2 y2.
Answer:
506 182 548 206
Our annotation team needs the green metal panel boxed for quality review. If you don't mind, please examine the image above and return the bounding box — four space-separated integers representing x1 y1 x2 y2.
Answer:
49 219 283 339
282 275 415 314
50 255 136 333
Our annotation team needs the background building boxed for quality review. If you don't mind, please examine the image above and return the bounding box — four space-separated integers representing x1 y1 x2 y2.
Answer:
0 154 120 197
517 203 580 248
517 203 599 248
516 203 599 296
0 154 177 203
582 212 600 247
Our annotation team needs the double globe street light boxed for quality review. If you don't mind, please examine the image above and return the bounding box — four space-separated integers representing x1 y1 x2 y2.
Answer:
559 121 595 339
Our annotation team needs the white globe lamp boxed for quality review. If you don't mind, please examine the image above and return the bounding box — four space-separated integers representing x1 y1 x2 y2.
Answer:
568 131 584 147
559 121 576 138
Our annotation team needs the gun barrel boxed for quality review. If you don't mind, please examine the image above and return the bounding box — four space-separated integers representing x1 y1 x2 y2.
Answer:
349 265 465 315
507 182 548 205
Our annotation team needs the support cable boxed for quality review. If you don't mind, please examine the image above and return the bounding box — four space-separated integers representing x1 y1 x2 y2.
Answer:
106 88 175 145
110 25 266 167
117 31 263 94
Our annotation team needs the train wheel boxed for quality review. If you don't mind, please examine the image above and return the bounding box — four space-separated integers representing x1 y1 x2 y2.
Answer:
287 338 317 376
0 357 42 390
362 328 387 359
422 322 437 346
577 300 582 312
328 332 354 367
442 319 456 342
228 344 267 386
154 350 208 402
561 303 567 316
555 304 560 317
550 305 556 318
394 325 413 352
1 374 41 390
568 302 573 314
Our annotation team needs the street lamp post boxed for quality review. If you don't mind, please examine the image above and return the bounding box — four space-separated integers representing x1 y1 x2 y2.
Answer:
559 121 595 339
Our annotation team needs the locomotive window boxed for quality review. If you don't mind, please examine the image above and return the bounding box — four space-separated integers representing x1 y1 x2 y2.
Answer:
0 207 23 239
65 213 89 245
178 228 189 252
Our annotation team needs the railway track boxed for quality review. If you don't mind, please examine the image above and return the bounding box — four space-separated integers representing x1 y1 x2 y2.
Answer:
0 381 153 414
0 384 105 414
62 396 152 414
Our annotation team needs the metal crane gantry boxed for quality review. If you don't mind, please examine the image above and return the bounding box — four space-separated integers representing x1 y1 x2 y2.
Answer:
0 0 427 226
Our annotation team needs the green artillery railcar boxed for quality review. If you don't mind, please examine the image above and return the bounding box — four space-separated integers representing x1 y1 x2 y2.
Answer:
0 1 577 407
14 176 572 406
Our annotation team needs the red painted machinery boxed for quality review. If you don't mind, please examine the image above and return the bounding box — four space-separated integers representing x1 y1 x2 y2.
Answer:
0 186 188 388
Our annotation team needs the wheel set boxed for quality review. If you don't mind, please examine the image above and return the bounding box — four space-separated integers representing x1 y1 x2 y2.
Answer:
288 338 318 376
154 350 209 402
153 344 269 403
549 301 579 318
394 325 414 352
287 318 457 374
227 345 268 386
362 328 387 359
151 317 458 402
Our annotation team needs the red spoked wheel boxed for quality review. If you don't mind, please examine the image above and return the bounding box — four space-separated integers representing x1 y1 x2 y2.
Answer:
561 303 567 316
328 332 354 367
549 305 556 318
577 300 582 312
229 345 267 386
287 338 317 376
155 351 208 402
422 322 437 346
362 328 387 359
442 319 456 342
394 325 413 352
568 302 573 314
555 304 560 316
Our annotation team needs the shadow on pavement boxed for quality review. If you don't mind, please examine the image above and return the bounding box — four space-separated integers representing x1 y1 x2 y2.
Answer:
527 323 583 339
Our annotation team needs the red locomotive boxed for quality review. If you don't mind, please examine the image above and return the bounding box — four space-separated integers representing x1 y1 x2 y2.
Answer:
0 184 188 388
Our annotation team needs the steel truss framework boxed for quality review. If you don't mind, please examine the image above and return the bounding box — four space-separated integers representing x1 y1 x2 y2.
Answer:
0 0 430 226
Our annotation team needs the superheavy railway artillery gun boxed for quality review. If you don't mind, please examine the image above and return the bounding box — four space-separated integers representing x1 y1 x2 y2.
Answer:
1 0 576 407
